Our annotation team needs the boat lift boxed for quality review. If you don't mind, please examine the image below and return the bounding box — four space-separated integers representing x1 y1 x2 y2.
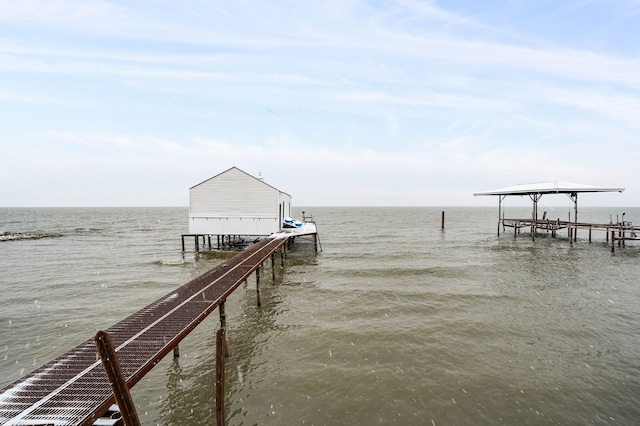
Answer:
473 181 628 243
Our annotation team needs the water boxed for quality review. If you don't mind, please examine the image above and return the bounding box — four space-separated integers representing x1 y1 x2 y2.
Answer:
1 206 639 425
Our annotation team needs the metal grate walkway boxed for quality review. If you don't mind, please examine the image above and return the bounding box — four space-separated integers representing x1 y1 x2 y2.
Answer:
0 234 295 426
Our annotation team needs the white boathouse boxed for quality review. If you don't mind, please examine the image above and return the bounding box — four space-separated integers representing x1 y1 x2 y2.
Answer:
188 167 292 238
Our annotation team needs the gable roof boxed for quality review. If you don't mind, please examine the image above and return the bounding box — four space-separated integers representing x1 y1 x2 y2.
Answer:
190 166 291 197
474 181 624 196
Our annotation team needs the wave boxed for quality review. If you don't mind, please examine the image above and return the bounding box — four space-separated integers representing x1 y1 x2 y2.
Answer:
0 232 61 242
153 259 189 266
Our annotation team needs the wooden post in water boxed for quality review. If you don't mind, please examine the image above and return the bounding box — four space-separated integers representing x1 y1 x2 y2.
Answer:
94 331 141 426
256 266 262 307
219 300 228 357
611 230 616 253
219 300 226 329
497 196 503 236
441 211 445 230
271 253 276 281
569 227 573 246
215 327 226 426
531 222 536 241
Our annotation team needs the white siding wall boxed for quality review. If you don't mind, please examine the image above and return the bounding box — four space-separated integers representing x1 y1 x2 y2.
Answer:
189 216 279 235
188 168 291 235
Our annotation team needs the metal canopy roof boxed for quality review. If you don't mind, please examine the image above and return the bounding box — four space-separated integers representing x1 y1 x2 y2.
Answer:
474 181 625 197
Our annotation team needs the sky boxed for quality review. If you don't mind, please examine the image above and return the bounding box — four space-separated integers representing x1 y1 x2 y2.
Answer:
1 0 640 207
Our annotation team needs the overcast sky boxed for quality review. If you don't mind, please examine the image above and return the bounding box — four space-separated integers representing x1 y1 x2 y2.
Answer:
1 0 639 207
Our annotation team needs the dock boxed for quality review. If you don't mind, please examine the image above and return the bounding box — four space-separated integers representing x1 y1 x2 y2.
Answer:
474 181 639 250
501 217 639 247
0 225 319 426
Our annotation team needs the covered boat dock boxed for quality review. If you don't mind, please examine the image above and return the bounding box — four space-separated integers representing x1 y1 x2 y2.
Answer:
473 181 638 248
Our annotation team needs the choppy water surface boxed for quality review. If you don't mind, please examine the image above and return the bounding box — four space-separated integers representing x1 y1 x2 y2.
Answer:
1 206 639 425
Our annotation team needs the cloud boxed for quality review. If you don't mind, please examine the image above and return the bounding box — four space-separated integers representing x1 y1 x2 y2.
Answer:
48 131 185 154
0 1 639 206
0 0 124 24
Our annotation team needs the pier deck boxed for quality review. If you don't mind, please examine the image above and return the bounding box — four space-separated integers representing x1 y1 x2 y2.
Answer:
0 226 317 426
501 217 640 245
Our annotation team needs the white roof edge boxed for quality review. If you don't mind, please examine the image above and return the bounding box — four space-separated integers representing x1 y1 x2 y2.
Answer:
474 180 625 196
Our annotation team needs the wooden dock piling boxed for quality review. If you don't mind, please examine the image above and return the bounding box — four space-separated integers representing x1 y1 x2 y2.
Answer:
219 300 229 357
271 253 276 280
95 331 141 426
215 327 226 426
256 266 262 307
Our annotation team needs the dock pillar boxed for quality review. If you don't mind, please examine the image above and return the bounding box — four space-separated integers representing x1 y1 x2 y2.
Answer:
94 331 141 426
219 301 228 357
271 254 276 281
611 230 616 253
256 266 262 307
215 327 226 426
219 300 226 328
497 195 504 236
